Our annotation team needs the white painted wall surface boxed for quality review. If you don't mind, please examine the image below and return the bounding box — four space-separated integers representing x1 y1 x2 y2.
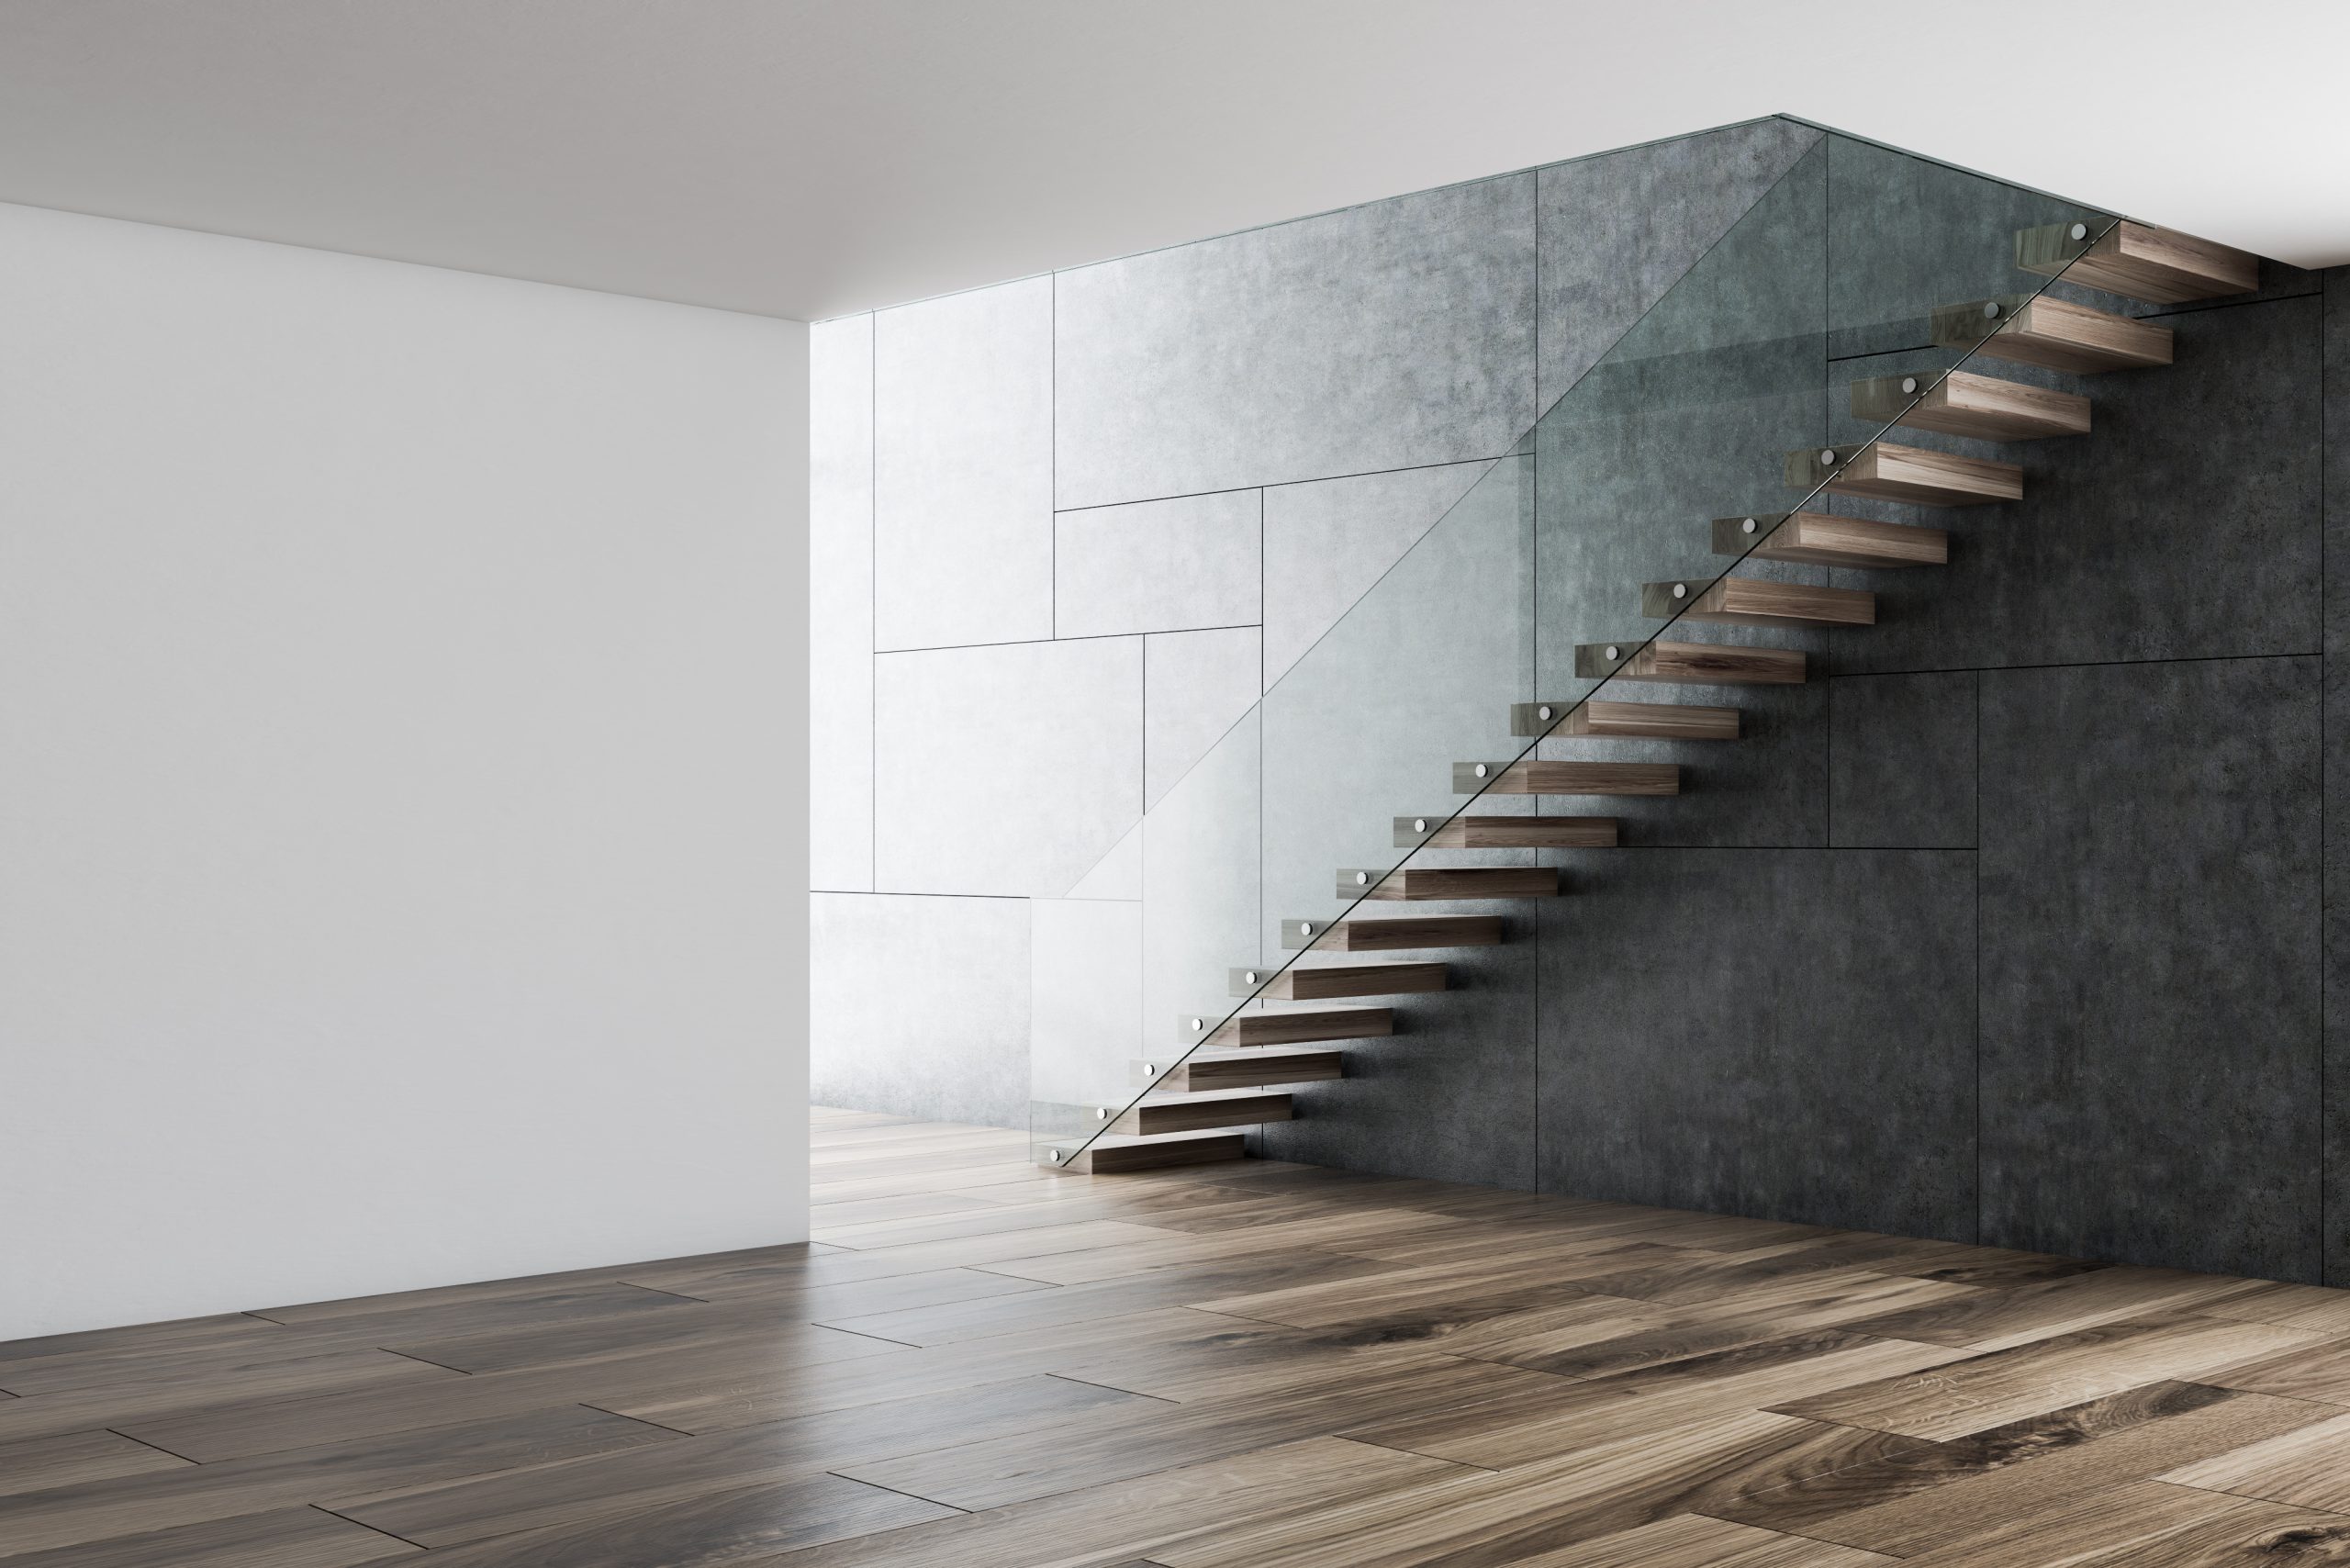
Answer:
0 203 808 1339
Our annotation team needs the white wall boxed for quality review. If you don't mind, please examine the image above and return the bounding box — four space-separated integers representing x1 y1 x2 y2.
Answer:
0 203 808 1339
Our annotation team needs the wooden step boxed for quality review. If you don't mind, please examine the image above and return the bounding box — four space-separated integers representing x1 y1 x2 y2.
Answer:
1786 442 2022 507
1347 866 1561 901
1394 813 1617 848
2015 218 2257 305
1575 640 1806 686
1113 1090 1293 1137
1231 960 1447 1000
1851 369 2090 441
1641 576 1875 629
1283 913 1505 951
1144 1049 1343 1092
1177 1005 1393 1049
1458 759 1679 796
1509 700 1739 740
1931 294 2173 373
1713 511 1947 569
1047 1131 1246 1173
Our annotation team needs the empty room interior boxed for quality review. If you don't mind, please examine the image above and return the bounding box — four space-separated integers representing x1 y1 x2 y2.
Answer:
8 3 2350 1563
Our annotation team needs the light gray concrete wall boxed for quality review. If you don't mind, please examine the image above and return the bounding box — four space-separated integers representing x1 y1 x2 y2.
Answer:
809 118 1819 1129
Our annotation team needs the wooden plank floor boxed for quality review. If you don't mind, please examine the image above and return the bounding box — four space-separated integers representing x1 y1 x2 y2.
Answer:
5 1108 2350 1565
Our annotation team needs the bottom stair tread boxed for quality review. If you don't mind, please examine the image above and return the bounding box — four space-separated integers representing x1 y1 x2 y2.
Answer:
1048 1131 1248 1174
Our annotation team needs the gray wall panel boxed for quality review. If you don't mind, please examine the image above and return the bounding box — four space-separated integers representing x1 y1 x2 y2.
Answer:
1829 670 1978 849
2326 264 2349 1284
1054 174 1536 509
874 276 1054 650
811 892 1029 1129
1979 656 2322 1281
874 637 1141 897
1055 488 1260 639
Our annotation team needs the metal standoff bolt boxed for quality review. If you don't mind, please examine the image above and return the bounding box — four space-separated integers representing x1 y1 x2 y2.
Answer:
1818 448 1839 465
1538 705 1553 721
1900 376 1919 395
1141 1062 1156 1073
1412 818 1427 833
1050 1148 1065 1161
1983 300 2001 319
1355 871 1370 885
1672 582 1687 599
1299 922 1313 935
1741 517 1758 534
1604 644 1620 660
1094 1107 1109 1118
1244 970 1259 983
1190 1016 1204 1030
1473 763 1488 778
2069 221 2089 241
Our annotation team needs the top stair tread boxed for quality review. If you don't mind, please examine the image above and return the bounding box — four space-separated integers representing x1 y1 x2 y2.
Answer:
2016 219 2258 305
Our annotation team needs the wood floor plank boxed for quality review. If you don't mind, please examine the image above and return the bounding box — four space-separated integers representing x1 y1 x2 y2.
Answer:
1347 1331 1969 1470
834 1357 1571 1511
1714 1383 2334 1555
334 1374 1135 1547
1156 1410 1915 1568
15 1107 2346 1568
2204 1331 2350 1406
0 1506 418 1568
2161 1408 2350 1512
756 1436 1470 1568
1896 1478 2350 1566
0 1405 675 1557
1767 1316 2324 1440
1509 1512 1894 1568
0 1428 188 1496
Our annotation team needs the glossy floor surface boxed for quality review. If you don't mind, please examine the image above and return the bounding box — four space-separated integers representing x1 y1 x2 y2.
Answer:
6 1110 2350 1564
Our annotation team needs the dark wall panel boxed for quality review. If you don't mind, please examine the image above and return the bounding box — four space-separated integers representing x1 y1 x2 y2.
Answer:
1978 655 2322 1281
1536 846 1977 1239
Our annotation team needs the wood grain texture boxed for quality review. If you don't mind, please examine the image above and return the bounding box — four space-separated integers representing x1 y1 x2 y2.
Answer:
1713 510 1947 569
1113 1091 1293 1136
1642 575 1877 628
1285 913 1505 950
1149 1049 1346 1092
1354 866 1561 900
1932 294 2175 373
1786 442 2024 507
1194 1005 1392 1048
1511 700 1740 740
1231 960 1447 1000
1574 640 1807 685
0 1428 188 1497
1396 813 1621 848
2016 218 2260 304
7 1107 2347 1568
1461 759 1680 796
1852 366 2091 441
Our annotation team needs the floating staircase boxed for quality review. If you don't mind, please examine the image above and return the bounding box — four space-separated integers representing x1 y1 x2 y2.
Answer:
1052 213 2259 1172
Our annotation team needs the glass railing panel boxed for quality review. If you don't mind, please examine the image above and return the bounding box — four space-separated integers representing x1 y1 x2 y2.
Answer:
1031 121 2124 1170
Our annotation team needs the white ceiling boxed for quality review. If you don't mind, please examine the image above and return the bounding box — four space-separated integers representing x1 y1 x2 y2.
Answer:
2 0 2343 322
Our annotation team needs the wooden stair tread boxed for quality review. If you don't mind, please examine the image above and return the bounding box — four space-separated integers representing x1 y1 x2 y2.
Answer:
1852 369 2090 442
2016 218 2257 305
1714 511 1947 569
1640 576 1875 629
1113 1090 1292 1137
1231 960 1448 1000
1283 913 1505 951
1348 866 1561 901
1178 1006 1393 1049
1787 442 2022 508
1574 640 1806 686
1048 1131 1247 1173
1459 759 1679 796
1509 700 1739 740
1395 814 1618 849
1143 1048 1346 1092
1930 294 2173 374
